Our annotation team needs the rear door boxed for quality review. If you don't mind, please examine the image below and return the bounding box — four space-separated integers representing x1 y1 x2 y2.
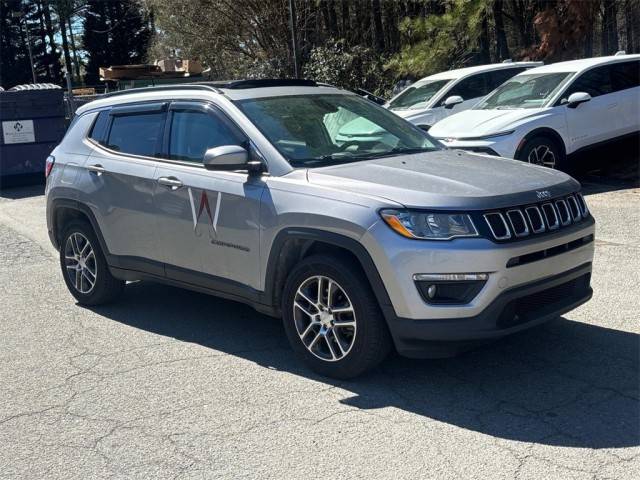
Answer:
152 101 265 292
611 60 640 135
81 103 166 274
561 64 619 151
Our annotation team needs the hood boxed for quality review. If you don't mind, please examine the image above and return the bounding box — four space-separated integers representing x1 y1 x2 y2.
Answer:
307 150 579 210
429 108 545 139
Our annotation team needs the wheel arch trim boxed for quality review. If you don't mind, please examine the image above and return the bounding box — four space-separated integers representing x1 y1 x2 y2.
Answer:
263 228 394 318
49 198 110 257
515 127 567 159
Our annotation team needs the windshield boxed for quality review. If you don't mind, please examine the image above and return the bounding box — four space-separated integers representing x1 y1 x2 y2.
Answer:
388 79 451 110
236 94 439 168
476 72 574 110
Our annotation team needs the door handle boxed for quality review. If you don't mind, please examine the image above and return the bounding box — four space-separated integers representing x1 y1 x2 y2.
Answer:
157 176 184 190
87 164 106 175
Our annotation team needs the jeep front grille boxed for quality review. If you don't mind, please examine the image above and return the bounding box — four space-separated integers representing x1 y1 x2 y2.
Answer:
482 193 590 241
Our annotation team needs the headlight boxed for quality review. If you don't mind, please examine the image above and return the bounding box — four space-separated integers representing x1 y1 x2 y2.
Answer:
380 209 478 240
457 130 515 141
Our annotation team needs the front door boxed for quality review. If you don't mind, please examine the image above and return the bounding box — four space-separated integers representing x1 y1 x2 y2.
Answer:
152 101 265 293
562 64 620 152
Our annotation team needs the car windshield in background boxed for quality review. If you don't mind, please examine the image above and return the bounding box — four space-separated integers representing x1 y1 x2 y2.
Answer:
387 79 451 110
236 94 439 168
476 72 574 110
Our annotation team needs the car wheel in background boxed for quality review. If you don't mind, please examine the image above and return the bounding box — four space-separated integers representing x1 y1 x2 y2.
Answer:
282 254 392 379
517 135 567 171
59 220 124 305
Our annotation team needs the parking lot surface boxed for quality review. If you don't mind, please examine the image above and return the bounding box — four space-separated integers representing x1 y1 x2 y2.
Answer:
0 162 638 479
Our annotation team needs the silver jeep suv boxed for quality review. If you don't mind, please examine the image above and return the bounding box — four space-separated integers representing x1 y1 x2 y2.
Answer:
45 79 595 378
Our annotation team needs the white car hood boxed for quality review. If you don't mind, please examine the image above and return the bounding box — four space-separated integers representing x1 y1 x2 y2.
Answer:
430 108 546 138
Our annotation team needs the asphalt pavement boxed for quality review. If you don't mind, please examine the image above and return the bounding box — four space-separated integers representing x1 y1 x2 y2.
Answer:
0 156 638 479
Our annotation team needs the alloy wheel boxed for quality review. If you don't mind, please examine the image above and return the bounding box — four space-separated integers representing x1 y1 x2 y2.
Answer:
527 144 556 168
293 275 357 362
64 232 97 294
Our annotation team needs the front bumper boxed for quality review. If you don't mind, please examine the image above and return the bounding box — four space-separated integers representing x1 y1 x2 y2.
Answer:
360 216 595 357
387 262 592 358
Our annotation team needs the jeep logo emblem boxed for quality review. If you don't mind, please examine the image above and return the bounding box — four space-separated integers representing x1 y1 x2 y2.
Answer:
536 190 551 199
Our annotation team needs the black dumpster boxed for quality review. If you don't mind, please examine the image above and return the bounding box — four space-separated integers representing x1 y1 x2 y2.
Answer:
0 88 66 185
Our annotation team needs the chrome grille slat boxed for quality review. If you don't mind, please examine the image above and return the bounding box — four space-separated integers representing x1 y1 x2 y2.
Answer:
483 193 589 241
555 199 572 226
506 209 530 237
567 195 582 222
541 203 560 230
576 193 589 217
525 206 546 233
483 212 511 240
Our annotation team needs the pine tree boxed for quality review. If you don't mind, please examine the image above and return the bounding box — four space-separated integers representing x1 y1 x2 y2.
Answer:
83 0 152 85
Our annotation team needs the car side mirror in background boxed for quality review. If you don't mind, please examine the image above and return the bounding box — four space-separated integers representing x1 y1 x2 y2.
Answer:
203 145 263 174
566 92 592 109
443 95 464 109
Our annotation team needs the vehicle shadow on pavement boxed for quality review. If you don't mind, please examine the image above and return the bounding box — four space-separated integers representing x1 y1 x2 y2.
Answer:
90 280 639 450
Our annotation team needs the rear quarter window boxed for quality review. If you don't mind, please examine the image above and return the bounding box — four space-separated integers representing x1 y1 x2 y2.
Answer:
88 110 110 144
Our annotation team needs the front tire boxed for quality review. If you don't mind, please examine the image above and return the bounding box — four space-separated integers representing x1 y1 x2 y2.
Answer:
59 220 124 305
517 135 567 171
282 254 391 379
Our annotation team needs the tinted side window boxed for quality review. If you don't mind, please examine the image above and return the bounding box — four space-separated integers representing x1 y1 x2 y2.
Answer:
611 60 640 92
89 110 110 144
106 112 165 156
446 73 490 101
564 66 613 98
489 68 527 90
168 110 243 162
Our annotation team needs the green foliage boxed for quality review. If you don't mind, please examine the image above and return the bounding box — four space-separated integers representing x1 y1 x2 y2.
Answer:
302 39 392 96
386 0 490 78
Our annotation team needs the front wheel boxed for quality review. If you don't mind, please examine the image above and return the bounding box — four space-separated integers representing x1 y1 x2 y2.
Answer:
517 136 567 171
281 254 391 379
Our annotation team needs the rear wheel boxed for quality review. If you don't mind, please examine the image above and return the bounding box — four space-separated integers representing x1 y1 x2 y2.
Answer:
282 254 391 379
517 135 567 171
59 220 124 305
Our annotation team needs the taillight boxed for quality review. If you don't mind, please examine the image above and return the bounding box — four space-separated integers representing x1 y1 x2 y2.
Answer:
45 155 55 178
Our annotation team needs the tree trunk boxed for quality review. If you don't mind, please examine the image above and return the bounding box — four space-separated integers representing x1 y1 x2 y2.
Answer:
371 0 384 51
601 0 619 55
57 10 73 81
67 16 81 81
35 1 52 79
340 0 350 40
41 0 56 57
356 0 371 45
478 13 491 63
492 0 510 60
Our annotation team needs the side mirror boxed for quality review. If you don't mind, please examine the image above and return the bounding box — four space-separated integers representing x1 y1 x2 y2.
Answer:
203 145 263 174
443 95 464 109
566 92 591 109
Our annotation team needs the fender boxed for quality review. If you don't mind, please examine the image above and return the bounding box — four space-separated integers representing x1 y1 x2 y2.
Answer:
515 127 567 159
49 198 110 255
262 227 395 319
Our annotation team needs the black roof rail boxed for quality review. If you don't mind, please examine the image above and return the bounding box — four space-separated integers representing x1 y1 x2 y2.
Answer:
200 78 318 89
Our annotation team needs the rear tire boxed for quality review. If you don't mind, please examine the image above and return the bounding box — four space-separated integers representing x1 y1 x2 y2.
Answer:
282 254 391 379
517 135 568 171
59 220 124 305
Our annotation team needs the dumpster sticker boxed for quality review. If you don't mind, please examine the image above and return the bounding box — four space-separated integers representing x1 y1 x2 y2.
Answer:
2 120 35 144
